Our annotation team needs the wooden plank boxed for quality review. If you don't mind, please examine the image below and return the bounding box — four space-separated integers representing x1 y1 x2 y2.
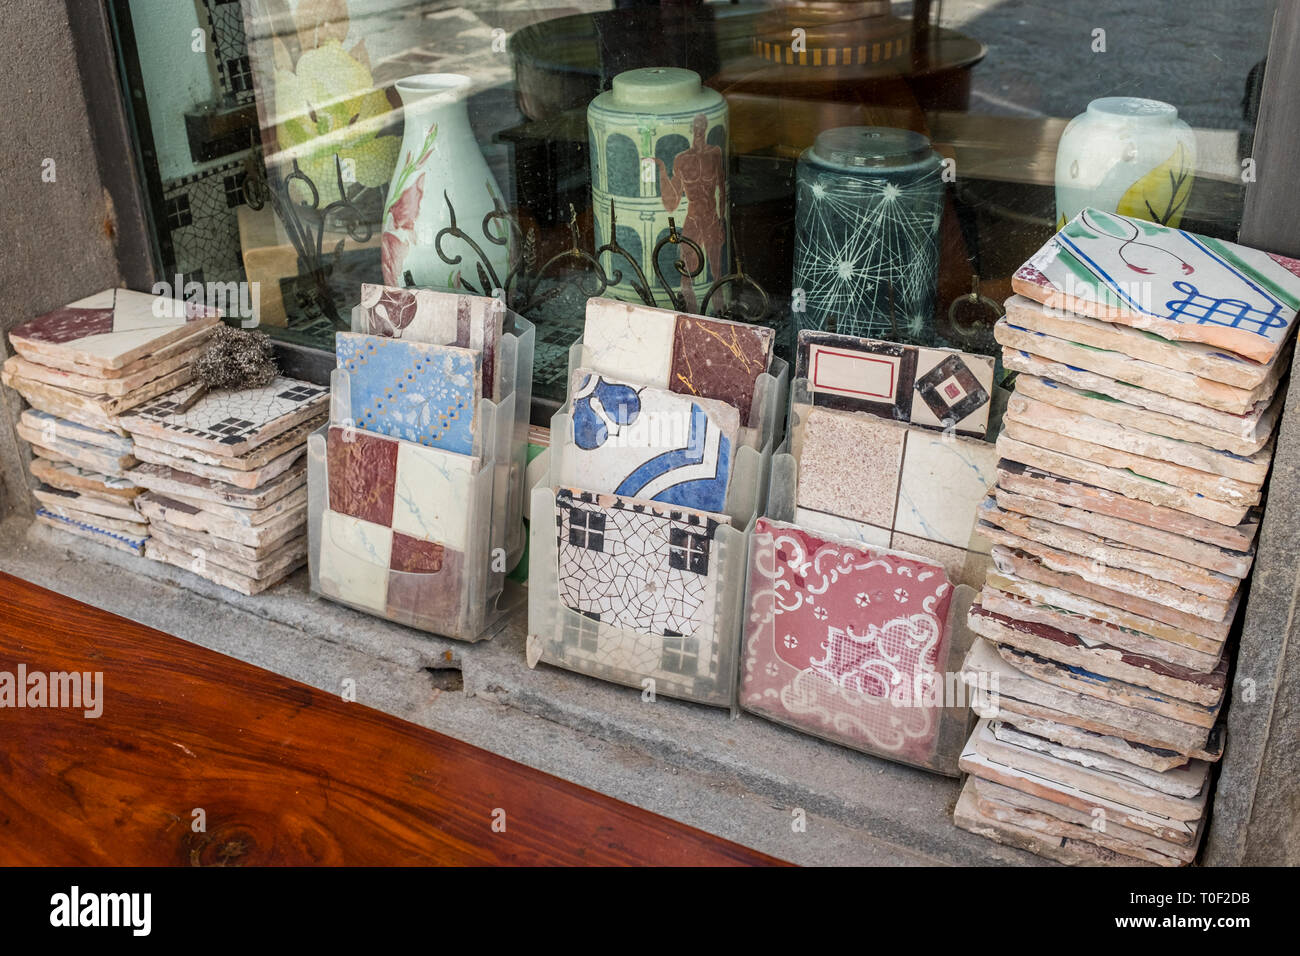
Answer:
0 570 783 866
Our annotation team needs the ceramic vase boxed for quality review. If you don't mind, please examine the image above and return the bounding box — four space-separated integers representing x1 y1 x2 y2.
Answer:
1055 96 1197 229
588 67 729 311
381 74 511 291
792 126 945 344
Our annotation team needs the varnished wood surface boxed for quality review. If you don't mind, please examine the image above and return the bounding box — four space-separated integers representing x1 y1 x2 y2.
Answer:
0 571 784 866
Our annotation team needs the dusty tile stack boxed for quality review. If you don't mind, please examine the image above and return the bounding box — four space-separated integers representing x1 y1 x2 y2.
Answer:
954 209 1300 866
119 377 328 594
2 289 221 553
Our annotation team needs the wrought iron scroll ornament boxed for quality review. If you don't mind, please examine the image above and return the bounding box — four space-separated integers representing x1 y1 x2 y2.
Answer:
243 152 375 327
244 152 770 327
420 194 772 325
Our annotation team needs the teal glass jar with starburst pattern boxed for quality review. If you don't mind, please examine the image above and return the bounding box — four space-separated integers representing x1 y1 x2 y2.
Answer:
792 127 944 344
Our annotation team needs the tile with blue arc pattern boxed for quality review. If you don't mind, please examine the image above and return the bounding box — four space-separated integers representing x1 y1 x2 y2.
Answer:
336 332 480 456
560 371 739 513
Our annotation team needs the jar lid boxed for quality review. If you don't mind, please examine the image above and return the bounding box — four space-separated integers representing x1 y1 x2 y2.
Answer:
811 127 935 169
611 68 703 109
1086 96 1179 123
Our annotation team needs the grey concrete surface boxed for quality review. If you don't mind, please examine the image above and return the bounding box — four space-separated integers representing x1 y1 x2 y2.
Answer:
0 0 122 519
0 513 1042 866
1204 336 1300 866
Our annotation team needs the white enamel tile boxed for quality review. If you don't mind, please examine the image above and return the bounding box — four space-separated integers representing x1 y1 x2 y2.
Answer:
390 442 477 550
318 510 392 612
583 298 675 386
793 507 893 548
894 431 998 549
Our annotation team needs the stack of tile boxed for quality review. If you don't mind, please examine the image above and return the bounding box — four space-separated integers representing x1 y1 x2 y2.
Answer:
954 208 1300 866
2 289 221 553
312 285 512 639
528 298 777 705
118 376 329 594
788 329 1000 587
736 329 1000 770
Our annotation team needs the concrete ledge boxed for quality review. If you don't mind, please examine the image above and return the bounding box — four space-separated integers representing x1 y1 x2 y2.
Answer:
0 515 1040 866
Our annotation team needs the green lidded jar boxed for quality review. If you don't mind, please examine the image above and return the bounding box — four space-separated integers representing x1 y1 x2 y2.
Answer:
587 67 729 310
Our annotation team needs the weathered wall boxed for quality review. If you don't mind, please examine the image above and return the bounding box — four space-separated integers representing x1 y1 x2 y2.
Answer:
0 0 125 517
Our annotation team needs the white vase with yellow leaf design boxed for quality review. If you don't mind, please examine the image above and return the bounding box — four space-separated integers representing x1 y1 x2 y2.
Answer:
1055 97 1196 229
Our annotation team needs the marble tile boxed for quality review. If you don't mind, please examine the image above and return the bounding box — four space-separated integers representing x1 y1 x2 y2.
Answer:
995 319 1271 415
1001 347 1279 444
894 429 998 549
669 313 773 425
8 288 221 370
554 487 724 639
3 341 206 397
127 460 305 510
2 360 198 418
119 376 329 456
131 443 304 491
336 332 479 454
560 373 737 513
326 426 397 526
739 517 955 765
131 415 325 471
390 440 477 551
317 509 393 613
796 407 906 527
995 459 1258 554
136 492 306 549
146 538 304 596
356 284 506 399
33 485 144 524
582 297 676 388
17 420 136 476
1013 208 1300 364
30 457 140 501
1013 372 1271 458
793 507 892 548
19 410 133 454
1003 293 1284 391
36 508 148 556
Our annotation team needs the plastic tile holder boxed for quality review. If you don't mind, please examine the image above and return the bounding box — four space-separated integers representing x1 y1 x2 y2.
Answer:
525 349 788 710
737 440 978 776
307 319 534 642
